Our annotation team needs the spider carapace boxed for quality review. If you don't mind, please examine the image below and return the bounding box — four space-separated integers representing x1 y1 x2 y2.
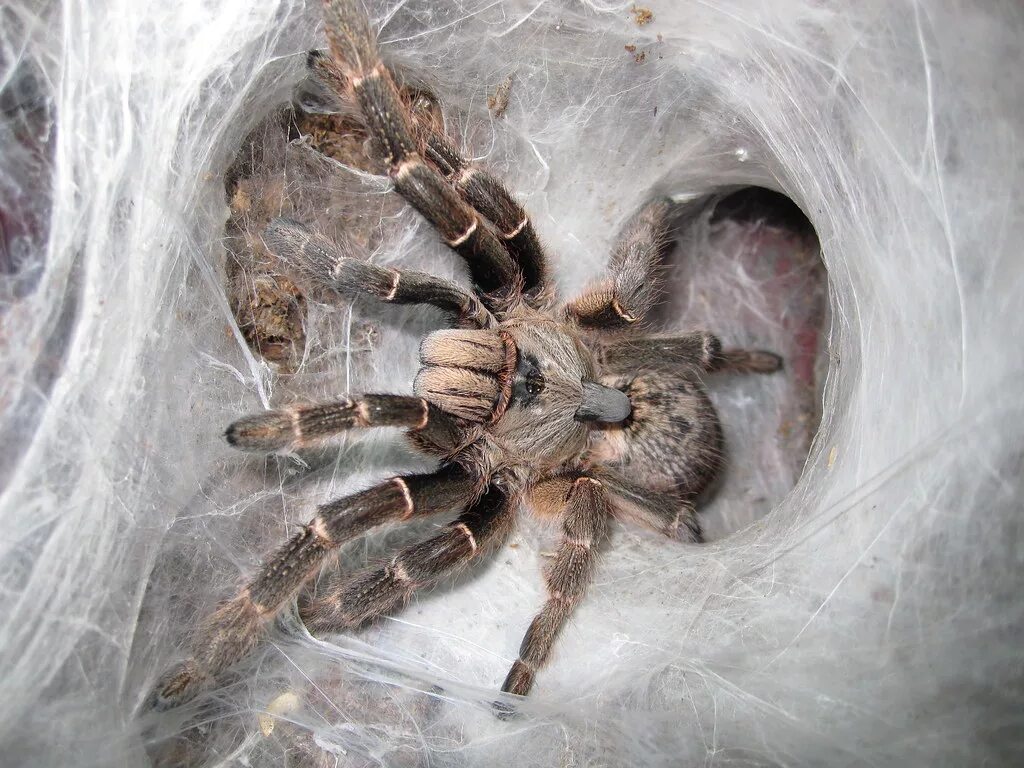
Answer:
154 0 782 713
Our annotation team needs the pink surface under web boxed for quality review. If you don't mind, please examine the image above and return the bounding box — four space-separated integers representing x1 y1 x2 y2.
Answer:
663 189 826 540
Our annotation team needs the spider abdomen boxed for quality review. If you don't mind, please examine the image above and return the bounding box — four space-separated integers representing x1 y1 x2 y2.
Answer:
590 372 724 499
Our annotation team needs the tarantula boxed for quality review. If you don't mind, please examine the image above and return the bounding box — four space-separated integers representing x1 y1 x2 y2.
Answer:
154 0 781 712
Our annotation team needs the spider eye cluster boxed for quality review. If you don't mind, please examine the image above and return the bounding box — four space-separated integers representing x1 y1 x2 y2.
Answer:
511 354 545 407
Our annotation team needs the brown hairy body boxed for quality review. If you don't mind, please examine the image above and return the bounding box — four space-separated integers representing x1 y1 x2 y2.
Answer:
153 0 782 715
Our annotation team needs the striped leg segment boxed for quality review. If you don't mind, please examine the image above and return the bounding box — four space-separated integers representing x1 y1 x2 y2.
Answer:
500 476 610 705
152 465 474 709
599 331 782 376
264 218 493 328
225 394 437 453
565 198 675 329
321 0 519 296
307 43 548 297
422 130 548 295
301 482 515 631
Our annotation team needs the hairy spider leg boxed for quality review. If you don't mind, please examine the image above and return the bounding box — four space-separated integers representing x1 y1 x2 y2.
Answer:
264 218 495 328
598 469 702 542
598 331 722 374
307 50 549 299
321 0 520 297
708 348 785 374
421 129 549 297
565 197 676 328
152 465 475 709
499 475 610 706
301 482 516 631
597 331 782 375
226 394 440 453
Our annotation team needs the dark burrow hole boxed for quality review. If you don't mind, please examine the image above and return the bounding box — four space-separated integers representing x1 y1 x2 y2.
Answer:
662 186 827 541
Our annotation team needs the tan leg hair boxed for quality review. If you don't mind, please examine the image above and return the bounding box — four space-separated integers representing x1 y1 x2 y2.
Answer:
151 465 474 710
500 476 610 705
225 395 431 453
565 198 675 329
709 348 784 374
301 483 515 632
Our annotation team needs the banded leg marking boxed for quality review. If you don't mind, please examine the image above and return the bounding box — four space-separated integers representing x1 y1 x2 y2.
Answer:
264 218 494 328
301 483 515 632
320 2 520 295
225 395 432 453
153 465 473 709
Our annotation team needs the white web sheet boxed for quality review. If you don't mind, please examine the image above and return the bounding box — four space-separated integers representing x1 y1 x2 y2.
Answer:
0 1 1021 765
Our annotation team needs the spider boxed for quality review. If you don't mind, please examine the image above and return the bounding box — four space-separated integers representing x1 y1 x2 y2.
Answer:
154 0 782 713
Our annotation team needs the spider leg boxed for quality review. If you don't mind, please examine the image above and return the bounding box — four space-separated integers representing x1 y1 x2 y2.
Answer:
598 332 782 375
265 218 494 328
152 465 475 709
300 482 515 632
307 50 549 298
229 394 468 458
421 129 548 296
500 476 610 703
708 348 784 374
565 198 675 329
320 0 520 297
597 469 702 542
225 394 445 453
599 331 721 374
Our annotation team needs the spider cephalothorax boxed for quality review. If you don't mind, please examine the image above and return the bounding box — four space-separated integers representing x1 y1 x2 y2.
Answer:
414 322 629 468
154 0 782 713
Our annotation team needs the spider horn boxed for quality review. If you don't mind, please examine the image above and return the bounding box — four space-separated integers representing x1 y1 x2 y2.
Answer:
575 381 631 423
